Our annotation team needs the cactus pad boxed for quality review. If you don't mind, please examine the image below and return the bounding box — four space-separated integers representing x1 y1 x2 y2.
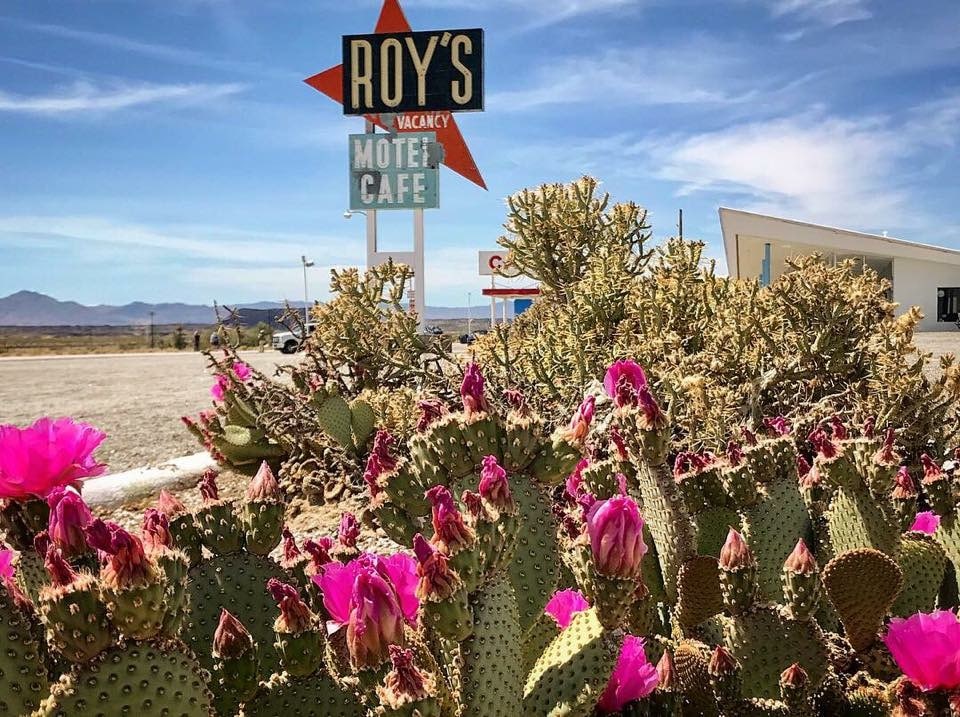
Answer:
721 606 828 700
461 573 524 716
693 505 741 557
822 548 903 652
240 670 364 716
184 552 288 677
507 478 560 638
892 533 946 617
316 394 355 449
676 556 723 632
349 398 376 448
0 588 49 715
15 548 48 603
825 484 900 557
37 641 212 716
673 639 720 717
523 607 620 717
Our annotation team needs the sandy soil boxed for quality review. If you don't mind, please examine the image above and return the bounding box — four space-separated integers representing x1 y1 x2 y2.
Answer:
915 333 960 381
0 350 296 472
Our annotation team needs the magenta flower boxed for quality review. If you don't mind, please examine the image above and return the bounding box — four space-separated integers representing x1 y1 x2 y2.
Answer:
478 455 514 513
763 416 792 437
910 511 941 535
231 361 252 382
0 548 14 583
461 362 488 415
47 486 93 557
314 553 418 628
596 635 659 712
338 512 360 549
885 610 960 690
808 427 839 460
210 374 230 402
363 431 399 498
586 495 647 578
0 417 107 500
347 569 405 669
565 395 596 444
545 589 590 629
603 360 647 408
566 459 588 500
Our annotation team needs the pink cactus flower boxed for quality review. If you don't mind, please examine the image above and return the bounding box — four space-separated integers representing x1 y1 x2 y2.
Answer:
84 518 153 587
210 374 230 402
808 427 839 460
565 395 596 444
141 508 172 552
566 459 588 500
231 361 252 382
545 589 590 629
478 455 515 514
460 362 488 416
347 569 406 669
47 487 93 557
727 441 744 467
363 431 398 498
314 552 418 628
921 454 945 484
338 512 360 549
596 635 659 712
603 360 647 408
586 495 647 578
0 548 15 583
425 485 475 552
0 417 107 500
910 511 941 535
763 416 793 437
885 610 960 690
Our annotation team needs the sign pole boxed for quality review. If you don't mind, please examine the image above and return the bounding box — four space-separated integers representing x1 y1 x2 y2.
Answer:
413 208 426 333
363 119 378 268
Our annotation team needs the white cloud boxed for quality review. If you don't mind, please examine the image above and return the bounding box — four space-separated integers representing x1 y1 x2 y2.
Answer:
0 80 244 115
398 0 639 28
769 0 872 27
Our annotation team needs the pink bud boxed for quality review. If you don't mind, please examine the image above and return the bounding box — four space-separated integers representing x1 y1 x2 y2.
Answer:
303 537 334 571
478 455 515 513
763 416 792 437
636 386 664 427
281 526 301 563
460 362 488 416
46 486 93 557
586 495 647 578
784 538 817 575
565 395 595 443
808 427 838 460
829 415 848 441
413 533 458 599
346 569 405 669
85 519 152 588
267 578 313 633
727 441 744 467
910 511 941 535
44 545 78 587
875 429 899 465
157 489 187 518
141 508 172 552
213 608 254 659
603 360 648 409
425 485 475 552
416 399 446 432
708 645 739 677
921 454 944 484
199 469 220 502
246 461 281 502
363 431 398 498
338 513 360 549
892 467 917 499
719 528 754 571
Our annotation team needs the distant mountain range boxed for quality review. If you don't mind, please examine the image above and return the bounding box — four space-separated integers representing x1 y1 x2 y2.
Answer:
0 290 495 326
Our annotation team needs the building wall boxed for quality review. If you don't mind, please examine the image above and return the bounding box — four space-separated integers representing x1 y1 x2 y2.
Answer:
892 256 960 331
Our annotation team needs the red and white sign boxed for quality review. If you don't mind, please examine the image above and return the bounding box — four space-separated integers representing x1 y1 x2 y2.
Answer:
478 250 520 277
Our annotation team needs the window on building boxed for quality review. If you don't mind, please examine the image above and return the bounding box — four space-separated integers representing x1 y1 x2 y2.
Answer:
937 288 960 323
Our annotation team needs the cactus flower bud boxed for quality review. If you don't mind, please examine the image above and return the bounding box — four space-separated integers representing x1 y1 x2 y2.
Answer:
246 461 281 502
808 427 839 460
46 486 92 557
796 455 812 480
157 488 187 517
764 416 792 436
478 455 515 515
656 650 676 691
875 428 900 466
727 441 744 467
231 361 252 382
719 528 755 571
565 459 587 501
44 544 78 587
141 508 172 552
213 608 255 659
85 519 154 588
413 533 460 600
347 569 405 670
379 645 433 708
564 395 595 444
266 578 313 633
921 454 944 483
586 494 647 578
863 416 877 438
636 386 665 428
460 362 488 416
303 537 333 572
829 415 848 440
363 431 398 497
708 645 741 704
338 512 360 549
784 538 817 575
780 663 808 689
281 526 301 562
416 399 446 432
425 485 475 553
199 469 220 502
603 360 647 408
743 426 758 446
708 645 739 677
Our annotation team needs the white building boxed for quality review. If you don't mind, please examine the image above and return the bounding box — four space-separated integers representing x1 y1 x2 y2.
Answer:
719 208 960 332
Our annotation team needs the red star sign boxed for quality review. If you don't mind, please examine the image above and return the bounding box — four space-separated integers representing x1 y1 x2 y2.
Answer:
304 0 487 190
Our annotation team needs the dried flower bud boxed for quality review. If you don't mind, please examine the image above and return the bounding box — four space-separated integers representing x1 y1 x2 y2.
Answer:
875 428 899 465
416 399 446 432
780 663 808 689
784 538 817 575
157 489 187 518
829 415 848 440
33 531 51 559
281 526 301 562
808 427 838 460
246 461 281 502
503 389 526 412
892 467 917 499
44 545 78 587
743 426 758 446
425 485 475 552
199 470 220 502
413 533 460 600
764 416 792 436
708 645 739 677
460 362 488 416
383 645 430 703
610 427 628 460
338 512 359 549
727 441 744 467
213 608 255 659
719 528 755 571
303 537 333 571
266 578 313 634
921 454 944 484
478 455 515 514
863 416 877 438
141 508 172 552
363 431 398 497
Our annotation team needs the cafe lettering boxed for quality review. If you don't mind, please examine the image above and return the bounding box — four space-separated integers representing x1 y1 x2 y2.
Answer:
348 132 440 210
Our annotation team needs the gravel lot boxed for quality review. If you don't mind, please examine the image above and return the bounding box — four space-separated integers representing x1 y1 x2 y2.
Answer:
0 350 296 472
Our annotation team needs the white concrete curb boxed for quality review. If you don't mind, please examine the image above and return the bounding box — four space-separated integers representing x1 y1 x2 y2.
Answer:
83 452 216 507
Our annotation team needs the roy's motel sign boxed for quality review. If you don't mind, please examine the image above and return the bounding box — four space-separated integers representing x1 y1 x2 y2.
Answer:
348 131 441 210
342 28 484 115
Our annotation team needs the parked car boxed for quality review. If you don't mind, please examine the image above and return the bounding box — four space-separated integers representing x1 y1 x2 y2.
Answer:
272 323 317 354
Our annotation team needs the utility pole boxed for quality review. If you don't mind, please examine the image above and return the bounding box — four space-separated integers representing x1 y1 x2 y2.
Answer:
149 311 155 349
301 255 314 328
678 208 683 240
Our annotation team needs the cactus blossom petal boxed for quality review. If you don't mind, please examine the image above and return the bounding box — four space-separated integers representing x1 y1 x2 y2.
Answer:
0 417 107 499
478 455 515 513
141 508 173 552
586 495 647 578
0 548 14 583
346 569 405 669
460 362 488 415
425 485 475 552
267 578 313 633
544 589 590 630
910 511 941 535
603 360 648 408
231 362 252 382
763 416 792 436
246 462 281 502
338 512 360 549
47 486 93 557
885 610 960 690
210 374 229 402
596 635 659 713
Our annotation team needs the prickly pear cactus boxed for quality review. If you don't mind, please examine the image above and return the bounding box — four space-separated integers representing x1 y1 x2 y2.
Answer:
240 670 364 717
0 585 49 715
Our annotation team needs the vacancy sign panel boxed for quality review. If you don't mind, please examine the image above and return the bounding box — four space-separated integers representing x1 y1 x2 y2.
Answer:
348 132 441 210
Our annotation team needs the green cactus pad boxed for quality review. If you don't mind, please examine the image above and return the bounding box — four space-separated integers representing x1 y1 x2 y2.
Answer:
822 548 903 652
741 475 811 601
461 573 524 716
15 548 48 603
529 435 582 486
39 574 112 662
195 500 244 555
522 613 559 677
673 639 720 717
523 607 620 717
693 505 741 557
0 587 49 715
825 483 900 557
676 556 723 632
37 641 212 717
349 398 376 448
316 394 355 449
930 512 960 588
240 670 363 717
507 478 560 638
502 412 544 473
892 533 946 617
184 552 288 677
721 606 828 700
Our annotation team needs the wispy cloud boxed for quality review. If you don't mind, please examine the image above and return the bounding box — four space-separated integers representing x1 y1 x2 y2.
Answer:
0 80 244 116
399 0 639 28
768 0 872 28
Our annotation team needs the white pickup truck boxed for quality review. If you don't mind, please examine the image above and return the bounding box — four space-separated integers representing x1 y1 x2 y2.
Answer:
271 322 317 354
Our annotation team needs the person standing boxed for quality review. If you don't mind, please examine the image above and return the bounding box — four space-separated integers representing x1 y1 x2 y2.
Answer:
193 330 201 351
258 326 268 353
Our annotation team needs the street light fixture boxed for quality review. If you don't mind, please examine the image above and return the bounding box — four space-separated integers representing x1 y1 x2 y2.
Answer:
301 255 315 328
343 209 368 220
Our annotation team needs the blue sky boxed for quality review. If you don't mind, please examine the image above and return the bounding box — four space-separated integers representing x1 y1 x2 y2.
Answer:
0 0 958 307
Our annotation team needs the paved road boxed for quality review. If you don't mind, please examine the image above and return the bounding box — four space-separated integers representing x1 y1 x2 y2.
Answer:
0 350 296 472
